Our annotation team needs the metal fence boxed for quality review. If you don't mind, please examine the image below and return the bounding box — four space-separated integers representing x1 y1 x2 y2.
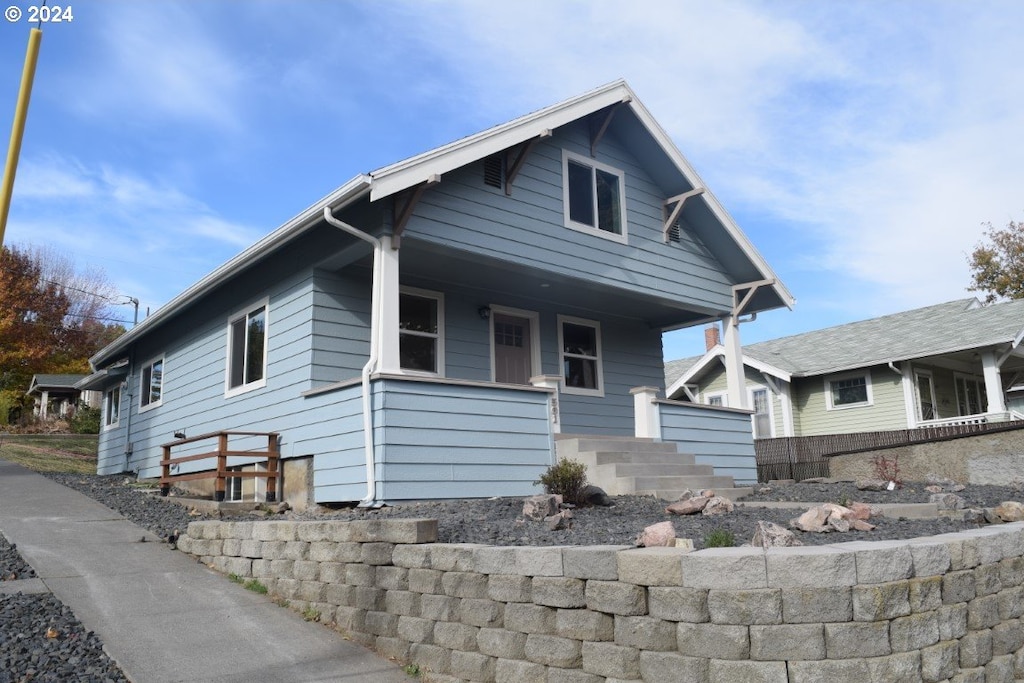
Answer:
754 420 1024 482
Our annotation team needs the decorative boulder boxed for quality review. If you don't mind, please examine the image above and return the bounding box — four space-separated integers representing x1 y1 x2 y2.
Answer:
751 521 802 547
856 479 889 492
702 496 734 516
580 485 613 507
545 510 574 530
674 488 697 502
635 521 676 547
523 494 561 521
994 501 1024 522
665 496 709 515
930 493 965 511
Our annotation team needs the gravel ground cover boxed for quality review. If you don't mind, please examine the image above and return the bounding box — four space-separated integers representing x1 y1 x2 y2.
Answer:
38 472 1024 550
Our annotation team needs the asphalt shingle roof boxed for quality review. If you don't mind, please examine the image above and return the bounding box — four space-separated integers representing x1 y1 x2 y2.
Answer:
666 297 1024 386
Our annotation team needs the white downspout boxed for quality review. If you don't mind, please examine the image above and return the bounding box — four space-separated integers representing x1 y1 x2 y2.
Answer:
322 207 382 506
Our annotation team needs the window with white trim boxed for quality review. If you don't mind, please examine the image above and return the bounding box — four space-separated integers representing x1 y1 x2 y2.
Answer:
103 385 120 428
400 288 444 375
562 150 627 241
954 374 987 416
825 372 872 409
705 391 727 407
226 302 268 396
558 315 604 395
139 357 163 411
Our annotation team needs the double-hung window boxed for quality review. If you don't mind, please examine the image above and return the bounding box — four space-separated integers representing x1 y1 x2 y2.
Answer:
226 302 268 396
103 385 120 428
139 357 163 411
558 315 604 396
825 372 872 409
562 150 627 242
399 288 444 375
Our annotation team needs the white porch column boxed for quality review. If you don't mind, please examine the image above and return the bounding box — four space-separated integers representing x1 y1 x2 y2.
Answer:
530 374 562 434
629 386 661 439
778 381 794 437
722 314 748 409
377 234 402 374
39 390 48 419
981 350 1006 414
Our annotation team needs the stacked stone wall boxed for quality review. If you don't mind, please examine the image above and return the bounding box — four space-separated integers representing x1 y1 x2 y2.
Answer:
179 520 1024 682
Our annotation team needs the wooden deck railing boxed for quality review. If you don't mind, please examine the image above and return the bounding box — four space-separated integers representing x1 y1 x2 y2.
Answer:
160 431 280 502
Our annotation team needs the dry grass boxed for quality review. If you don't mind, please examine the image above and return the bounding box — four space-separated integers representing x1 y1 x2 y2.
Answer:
0 434 98 474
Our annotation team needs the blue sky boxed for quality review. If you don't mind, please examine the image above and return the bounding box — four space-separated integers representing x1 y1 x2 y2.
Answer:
2 1 1022 362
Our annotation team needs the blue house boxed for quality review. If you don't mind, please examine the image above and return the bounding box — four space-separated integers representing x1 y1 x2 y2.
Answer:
79 81 793 506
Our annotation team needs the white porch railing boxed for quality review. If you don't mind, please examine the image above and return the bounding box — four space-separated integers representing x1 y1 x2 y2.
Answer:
917 411 1024 428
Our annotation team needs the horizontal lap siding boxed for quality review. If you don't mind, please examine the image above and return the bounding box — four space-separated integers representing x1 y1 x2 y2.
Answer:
375 379 553 502
659 403 757 484
404 121 733 313
793 366 907 436
310 269 371 385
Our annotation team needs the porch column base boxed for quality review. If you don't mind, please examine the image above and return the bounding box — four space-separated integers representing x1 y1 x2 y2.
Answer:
630 385 661 439
530 374 562 434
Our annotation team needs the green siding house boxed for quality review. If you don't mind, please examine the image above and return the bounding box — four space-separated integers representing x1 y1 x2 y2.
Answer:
666 298 1024 438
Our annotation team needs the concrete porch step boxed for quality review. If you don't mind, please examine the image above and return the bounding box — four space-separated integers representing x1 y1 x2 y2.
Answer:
590 451 698 466
636 486 755 502
556 438 682 459
630 475 738 491
596 462 715 478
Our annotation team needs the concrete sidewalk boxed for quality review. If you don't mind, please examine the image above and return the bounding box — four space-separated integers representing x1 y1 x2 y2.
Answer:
0 459 412 683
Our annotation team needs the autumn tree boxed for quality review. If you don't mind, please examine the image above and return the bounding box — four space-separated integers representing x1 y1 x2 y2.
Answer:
968 220 1024 303
0 245 126 409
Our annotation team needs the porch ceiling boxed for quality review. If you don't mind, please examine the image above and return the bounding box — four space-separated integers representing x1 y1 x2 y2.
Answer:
397 239 722 329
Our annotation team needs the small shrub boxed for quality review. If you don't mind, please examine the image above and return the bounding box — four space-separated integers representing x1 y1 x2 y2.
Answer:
871 453 902 488
243 578 268 594
703 528 736 548
403 664 421 677
70 406 101 434
534 458 588 504
228 573 243 584
302 606 321 622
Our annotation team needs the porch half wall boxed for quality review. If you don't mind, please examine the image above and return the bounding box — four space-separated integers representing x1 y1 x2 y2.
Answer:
656 399 757 484
313 376 555 504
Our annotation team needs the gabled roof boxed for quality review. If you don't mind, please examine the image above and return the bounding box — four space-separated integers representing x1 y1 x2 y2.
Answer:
91 80 791 368
666 297 1024 392
26 374 88 395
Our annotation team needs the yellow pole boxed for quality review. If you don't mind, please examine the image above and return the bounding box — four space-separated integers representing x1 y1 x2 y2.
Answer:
0 28 43 246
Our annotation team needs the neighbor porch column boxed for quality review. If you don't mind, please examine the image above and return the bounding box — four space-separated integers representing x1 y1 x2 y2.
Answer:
722 315 748 409
981 350 1006 415
39 390 48 419
377 234 402 374
630 386 661 439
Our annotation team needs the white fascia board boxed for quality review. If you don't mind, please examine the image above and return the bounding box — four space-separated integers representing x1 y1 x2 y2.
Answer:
90 175 373 368
666 347 724 398
625 96 795 311
369 80 631 202
745 356 792 383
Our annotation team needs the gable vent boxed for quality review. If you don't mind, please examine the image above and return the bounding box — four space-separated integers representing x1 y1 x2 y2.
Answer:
483 154 504 189
668 223 681 243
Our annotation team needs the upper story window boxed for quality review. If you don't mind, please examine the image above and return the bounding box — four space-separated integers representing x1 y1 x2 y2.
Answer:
558 315 604 396
226 301 268 397
400 288 444 375
103 385 120 428
825 372 872 410
562 150 627 243
139 356 163 411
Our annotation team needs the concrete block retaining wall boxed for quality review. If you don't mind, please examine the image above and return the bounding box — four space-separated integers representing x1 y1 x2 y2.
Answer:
179 520 1024 682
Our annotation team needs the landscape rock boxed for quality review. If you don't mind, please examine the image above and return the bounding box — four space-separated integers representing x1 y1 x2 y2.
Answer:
850 519 876 531
929 493 966 511
701 496 734 516
791 505 831 532
963 508 987 524
580 485 613 507
523 494 561 521
635 521 676 547
924 485 943 493
700 489 716 498
751 521 802 547
856 479 890 491
665 496 709 515
545 510 574 531
984 508 1005 524
791 503 868 533
994 501 1024 522
674 488 697 502
848 502 873 521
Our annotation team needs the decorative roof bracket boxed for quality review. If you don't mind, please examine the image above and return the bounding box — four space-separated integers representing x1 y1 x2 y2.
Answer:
505 129 552 196
392 174 440 249
590 96 631 157
733 279 776 319
662 188 705 242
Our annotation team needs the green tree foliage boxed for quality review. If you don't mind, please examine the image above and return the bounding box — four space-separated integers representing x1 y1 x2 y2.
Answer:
0 245 125 406
968 220 1024 303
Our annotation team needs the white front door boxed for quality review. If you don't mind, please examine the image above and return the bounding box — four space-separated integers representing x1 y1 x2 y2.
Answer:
493 312 535 385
